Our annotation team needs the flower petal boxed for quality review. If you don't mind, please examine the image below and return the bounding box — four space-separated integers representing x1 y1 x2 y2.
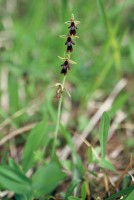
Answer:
59 35 67 38
69 59 77 64
58 56 66 60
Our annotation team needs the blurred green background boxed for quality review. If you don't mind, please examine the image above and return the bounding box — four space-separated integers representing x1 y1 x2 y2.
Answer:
0 0 134 149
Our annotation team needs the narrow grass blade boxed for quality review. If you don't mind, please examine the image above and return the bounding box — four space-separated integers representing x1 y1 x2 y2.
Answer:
87 146 93 163
65 179 80 199
99 112 110 159
97 0 111 34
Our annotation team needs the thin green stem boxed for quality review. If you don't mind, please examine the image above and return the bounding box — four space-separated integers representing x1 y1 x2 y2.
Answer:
51 75 66 159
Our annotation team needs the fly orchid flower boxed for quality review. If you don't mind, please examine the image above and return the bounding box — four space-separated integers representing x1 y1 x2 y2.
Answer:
58 55 77 75
60 35 79 53
68 21 77 36
65 36 75 52
61 60 70 75
65 13 80 36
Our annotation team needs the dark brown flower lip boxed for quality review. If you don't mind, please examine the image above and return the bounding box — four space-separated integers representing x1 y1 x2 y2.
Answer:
69 29 76 36
65 36 75 52
60 60 70 75
61 68 67 75
69 21 77 28
68 21 78 36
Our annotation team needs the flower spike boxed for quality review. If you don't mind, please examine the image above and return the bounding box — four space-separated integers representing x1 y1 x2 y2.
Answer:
54 14 79 99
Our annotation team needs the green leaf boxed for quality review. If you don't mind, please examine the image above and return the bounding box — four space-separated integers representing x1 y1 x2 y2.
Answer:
122 175 132 190
32 162 65 197
105 185 134 200
60 160 73 172
15 194 32 200
22 122 49 172
108 93 128 118
99 159 115 171
9 159 23 172
125 189 134 200
81 182 87 200
15 195 27 200
99 112 110 159
0 165 32 194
